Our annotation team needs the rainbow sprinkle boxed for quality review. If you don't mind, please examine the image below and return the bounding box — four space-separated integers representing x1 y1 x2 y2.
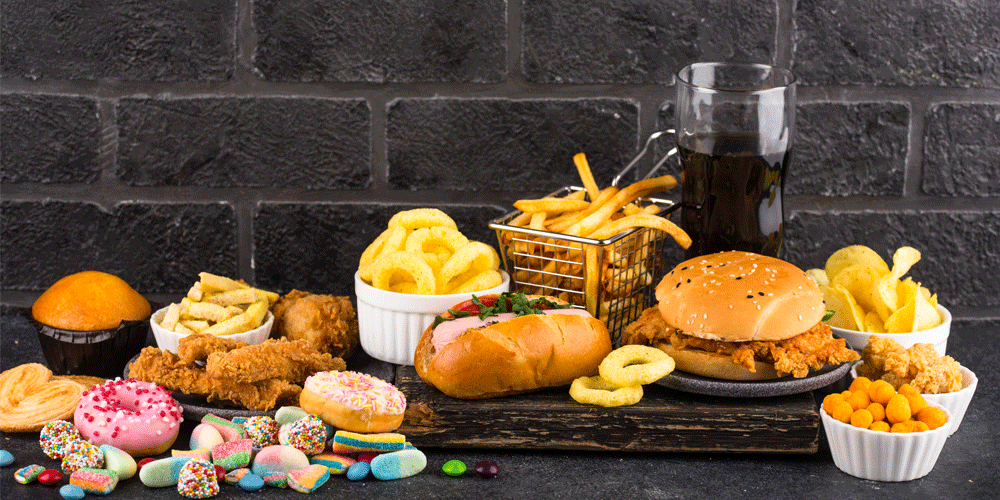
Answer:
61 441 103 474
243 415 279 448
39 421 81 459
278 415 326 456
177 459 219 499
303 371 406 415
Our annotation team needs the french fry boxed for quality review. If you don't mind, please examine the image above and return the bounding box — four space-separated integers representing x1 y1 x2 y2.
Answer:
172 322 196 336
179 319 210 333
160 303 182 330
186 282 204 301
184 301 234 323
203 310 257 336
573 153 601 202
203 288 264 307
198 272 243 292
573 175 677 236
548 186 619 233
513 197 590 214
587 214 692 249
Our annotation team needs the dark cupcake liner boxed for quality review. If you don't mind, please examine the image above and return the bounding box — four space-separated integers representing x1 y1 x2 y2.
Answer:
34 317 150 379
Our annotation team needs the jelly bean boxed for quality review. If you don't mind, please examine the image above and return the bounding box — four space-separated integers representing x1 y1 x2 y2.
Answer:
189 423 225 450
101 444 137 480
251 445 310 477
238 473 265 492
38 468 64 486
59 484 85 500
357 453 376 464
137 457 155 471
442 459 466 477
346 461 370 481
475 460 499 478
139 456 191 487
275 406 308 426
0 449 14 467
214 464 226 482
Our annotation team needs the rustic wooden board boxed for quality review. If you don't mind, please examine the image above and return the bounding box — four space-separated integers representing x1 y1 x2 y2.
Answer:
396 366 819 453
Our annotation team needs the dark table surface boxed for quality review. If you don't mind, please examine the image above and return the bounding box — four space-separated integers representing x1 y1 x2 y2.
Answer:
2 308 997 500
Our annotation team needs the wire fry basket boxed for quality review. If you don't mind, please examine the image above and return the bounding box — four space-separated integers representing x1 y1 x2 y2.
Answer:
490 187 680 345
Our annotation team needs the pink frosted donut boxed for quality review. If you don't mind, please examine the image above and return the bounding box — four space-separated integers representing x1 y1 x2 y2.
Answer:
299 371 406 433
74 378 183 457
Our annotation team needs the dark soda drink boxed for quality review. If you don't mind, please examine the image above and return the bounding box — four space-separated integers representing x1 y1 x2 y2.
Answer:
679 133 790 258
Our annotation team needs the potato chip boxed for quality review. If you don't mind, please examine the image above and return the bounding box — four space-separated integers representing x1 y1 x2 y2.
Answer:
805 268 829 287
863 311 886 334
830 264 883 313
819 285 865 331
884 295 917 333
824 245 889 282
901 278 942 331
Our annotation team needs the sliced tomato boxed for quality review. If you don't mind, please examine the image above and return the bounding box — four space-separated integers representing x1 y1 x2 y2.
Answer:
451 294 499 314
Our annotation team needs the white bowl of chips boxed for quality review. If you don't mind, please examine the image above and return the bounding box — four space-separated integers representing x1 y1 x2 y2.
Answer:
355 270 510 365
821 401 952 482
830 304 951 355
150 306 274 354
852 362 977 436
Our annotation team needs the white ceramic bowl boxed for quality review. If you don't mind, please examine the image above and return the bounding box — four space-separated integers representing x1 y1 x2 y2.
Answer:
852 363 978 436
830 304 951 355
149 305 274 354
821 401 952 482
355 270 510 365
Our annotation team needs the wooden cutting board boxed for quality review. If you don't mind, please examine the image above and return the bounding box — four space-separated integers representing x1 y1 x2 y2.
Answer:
395 366 820 453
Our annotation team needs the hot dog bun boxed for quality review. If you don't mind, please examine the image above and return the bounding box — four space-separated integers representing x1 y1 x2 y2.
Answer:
414 297 612 399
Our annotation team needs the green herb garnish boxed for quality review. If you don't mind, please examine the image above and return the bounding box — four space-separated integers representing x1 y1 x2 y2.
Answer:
431 309 475 329
432 292 572 329
822 310 835 322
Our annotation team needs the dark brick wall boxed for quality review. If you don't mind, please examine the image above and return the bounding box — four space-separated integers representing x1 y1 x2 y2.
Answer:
2 1 998 325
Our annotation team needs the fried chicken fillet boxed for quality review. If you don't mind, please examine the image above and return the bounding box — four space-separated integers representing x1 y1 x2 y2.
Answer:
177 333 248 365
271 290 360 359
204 338 346 384
128 346 301 411
624 306 859 378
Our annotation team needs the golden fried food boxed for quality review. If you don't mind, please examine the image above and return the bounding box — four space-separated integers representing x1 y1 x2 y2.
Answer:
857 336 963 394
128 347 301 411
272 290 359 359
0 363 102 432
177 332 249 365
205 338 346 384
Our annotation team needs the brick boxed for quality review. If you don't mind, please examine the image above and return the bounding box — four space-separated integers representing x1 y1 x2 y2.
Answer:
387 98 638 192
1 94 100 183
789 103 908 196
253 203 507 294
523 0 775 84
117 97 371 189
923 104 1000 196
253 0 504 83
1 1 234 81
0 201 237 293
784 210 1000 308
794 0 1000 87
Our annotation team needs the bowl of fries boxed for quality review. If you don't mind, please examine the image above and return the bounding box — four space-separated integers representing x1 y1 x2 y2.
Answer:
150 272 277 353
355 270 509 365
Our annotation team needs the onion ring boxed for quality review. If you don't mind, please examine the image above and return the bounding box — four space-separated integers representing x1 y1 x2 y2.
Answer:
598 345 675 387
569 376 643 407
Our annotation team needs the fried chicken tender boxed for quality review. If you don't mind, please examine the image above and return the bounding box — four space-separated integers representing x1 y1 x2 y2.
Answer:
128 347 301 411
177 333 248 365
204 338 346 384
857 336 963 394
623 306 859 378
272 290 360 359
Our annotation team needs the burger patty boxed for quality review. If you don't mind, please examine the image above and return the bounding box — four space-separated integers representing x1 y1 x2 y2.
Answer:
623 307 859 378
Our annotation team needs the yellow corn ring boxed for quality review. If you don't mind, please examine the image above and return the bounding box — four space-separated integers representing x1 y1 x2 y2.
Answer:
598 345 675 387
438 241 500 284
359 226 408 282
404 226 468 255
569 375 643 407
448 269 504 294
370 251 436 295
387 208 457 230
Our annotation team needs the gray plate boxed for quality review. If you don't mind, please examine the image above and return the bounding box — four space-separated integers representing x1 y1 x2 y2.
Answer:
124 351 396 421
654 361 853 397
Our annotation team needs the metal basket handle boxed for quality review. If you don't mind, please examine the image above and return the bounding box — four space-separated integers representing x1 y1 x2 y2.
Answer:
612 130 678 187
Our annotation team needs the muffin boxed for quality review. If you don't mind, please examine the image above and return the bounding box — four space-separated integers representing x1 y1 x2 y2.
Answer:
32 271 152 378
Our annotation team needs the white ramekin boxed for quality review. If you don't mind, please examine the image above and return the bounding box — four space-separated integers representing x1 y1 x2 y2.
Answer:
150 305 273 354
852 363 978 436
830 304 951 355
355 270 510 365
821 401 952 482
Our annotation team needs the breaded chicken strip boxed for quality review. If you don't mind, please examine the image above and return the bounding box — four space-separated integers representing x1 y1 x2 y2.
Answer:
128 346 301 411
204 338 346 384
177 333 248 365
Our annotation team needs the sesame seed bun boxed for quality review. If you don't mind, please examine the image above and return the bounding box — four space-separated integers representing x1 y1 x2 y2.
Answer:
654 251 825 343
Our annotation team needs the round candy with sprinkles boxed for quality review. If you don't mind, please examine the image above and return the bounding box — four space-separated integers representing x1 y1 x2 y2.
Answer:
177 458 219 499
39 420 81 459
278 415 326 456
60 441 103 474
243 415 279 448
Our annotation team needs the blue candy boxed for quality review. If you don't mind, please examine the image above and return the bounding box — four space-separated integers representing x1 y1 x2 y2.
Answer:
346 461 370 481
60 484 86 500
238 473 265 492
0 449 13 467
371 449 427 480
